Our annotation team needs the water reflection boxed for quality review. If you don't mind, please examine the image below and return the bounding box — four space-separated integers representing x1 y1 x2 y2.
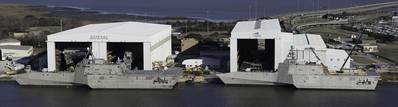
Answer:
1 82 397 107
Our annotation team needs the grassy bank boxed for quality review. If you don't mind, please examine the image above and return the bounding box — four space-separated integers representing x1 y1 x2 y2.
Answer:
0 4 47 18
375 42 398 64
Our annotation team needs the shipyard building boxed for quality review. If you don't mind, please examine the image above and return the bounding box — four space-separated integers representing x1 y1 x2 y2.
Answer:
47 22 172 72
229 19 350 72
0 38 33 60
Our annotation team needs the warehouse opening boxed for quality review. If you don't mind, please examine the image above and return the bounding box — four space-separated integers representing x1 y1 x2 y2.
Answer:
107 42 143 70
237 39 275 72
55 42 91 71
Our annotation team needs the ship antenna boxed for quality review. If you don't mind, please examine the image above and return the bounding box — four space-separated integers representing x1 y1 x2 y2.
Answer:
339 29 363 71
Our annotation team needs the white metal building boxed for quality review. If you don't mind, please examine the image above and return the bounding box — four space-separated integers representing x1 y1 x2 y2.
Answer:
230 19 293 72
182 57 221 69
182 59 203 68
0 38 33 60
393 16 398 23
0 38 21 46
0 45 33 60
230 19 351 72
47 22 172 71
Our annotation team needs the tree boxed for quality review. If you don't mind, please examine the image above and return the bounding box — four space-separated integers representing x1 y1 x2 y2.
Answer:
22 15 39 29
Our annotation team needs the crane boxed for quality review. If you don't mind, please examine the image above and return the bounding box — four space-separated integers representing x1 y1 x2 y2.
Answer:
339 30 364 73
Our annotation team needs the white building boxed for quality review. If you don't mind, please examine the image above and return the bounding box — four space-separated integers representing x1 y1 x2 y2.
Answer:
230 19 294 72
0 45 33 60
182 57 221 69
0 38 33 60
230 19 350 72
360 45 378 53
47 22 172 71
393 16 398 23
0 38 21 46
182 59 203 68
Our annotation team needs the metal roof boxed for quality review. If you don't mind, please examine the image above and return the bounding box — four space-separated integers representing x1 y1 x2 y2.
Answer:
47 21 171 43
0 38 20 43
232 19 282 33
0 45 33 50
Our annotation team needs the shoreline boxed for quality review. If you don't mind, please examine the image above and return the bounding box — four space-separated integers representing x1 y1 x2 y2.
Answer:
39 4 216 22
2 1 397 23
273 1 398 18
43 5 231 22
40 1 398 22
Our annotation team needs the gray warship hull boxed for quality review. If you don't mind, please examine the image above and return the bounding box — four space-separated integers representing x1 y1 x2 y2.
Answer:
16 69 182 89
292 74 379 90
217 72 279 85
218 62 380 90
217 72 379 90
16 72 74 86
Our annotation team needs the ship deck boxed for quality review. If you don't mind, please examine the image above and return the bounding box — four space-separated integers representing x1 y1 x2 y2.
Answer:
124 67 183 76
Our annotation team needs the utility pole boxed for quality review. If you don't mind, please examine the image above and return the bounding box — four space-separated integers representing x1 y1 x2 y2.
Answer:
263 8 266 18
249 5 252 20
185 21 188 34
206 10 209 33
296 0 300 13
327 0 330 14
144 12 147 22
313 0 315 11
60 19 63 32
254 0 258 19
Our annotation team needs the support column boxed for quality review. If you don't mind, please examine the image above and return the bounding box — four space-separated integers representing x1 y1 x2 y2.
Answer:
143 42 152 70
47 41 56 72
91 42 107 60
230 38 238 72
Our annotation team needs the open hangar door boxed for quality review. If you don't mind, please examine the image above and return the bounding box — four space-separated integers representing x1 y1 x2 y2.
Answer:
237 39 275 72
55 42 91 71
107 42 144 70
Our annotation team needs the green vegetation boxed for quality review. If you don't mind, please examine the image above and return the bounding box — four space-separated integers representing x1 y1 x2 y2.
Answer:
374 42 398 63
0 4 46 18
303 25 358 39
0 4 235 49
167 21 234 33
0 14 84 47
380 72 398 82
351 55 376 65
340 25 397 43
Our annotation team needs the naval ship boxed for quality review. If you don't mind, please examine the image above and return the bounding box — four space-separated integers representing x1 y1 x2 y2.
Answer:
16 51 182 89
217 50 379 90
217 19 379 90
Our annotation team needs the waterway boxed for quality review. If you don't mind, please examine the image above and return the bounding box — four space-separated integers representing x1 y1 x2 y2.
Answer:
0 0 397 20
0 82 397 107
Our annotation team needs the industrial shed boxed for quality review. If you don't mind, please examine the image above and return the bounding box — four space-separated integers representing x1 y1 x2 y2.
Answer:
0 45 33 60
0 38 33 60
0 38 21 46
229 19 351 72
230 19 294 72
47 22 172 71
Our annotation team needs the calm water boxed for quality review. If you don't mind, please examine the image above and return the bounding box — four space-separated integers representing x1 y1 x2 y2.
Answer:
0 0 397 20
0 82 398 107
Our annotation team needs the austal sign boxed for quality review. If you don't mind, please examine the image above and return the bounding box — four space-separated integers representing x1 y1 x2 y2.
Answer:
90 35 108 40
